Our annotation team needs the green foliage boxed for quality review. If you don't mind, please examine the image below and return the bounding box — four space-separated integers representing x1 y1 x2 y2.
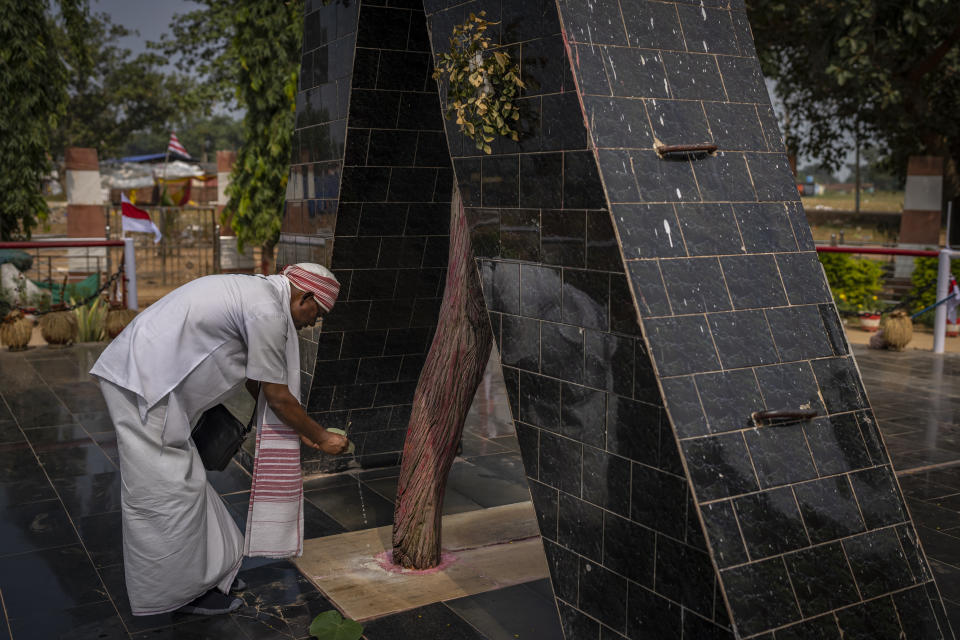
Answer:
73 296 105 342
152 0 238 113
160 0 301 268
224 1 302 265
747 0 960 183
907 257 960 324
433 11 523 154
818 252 884 314
309 610 363 640
0 0 69 239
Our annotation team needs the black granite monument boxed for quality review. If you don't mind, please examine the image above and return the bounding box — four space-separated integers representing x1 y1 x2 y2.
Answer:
280 0 953 637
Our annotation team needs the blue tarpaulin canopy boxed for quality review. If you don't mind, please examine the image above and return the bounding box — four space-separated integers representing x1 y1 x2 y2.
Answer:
117 151 192 163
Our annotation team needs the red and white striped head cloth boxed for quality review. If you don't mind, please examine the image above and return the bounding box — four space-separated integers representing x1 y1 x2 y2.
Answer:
282 263 340 312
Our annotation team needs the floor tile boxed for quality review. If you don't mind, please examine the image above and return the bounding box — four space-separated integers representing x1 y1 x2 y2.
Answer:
917 526 960 566
447 461 531 509
51 472 122 518
30 356 94 384
22 423 91 445
304 482 395 531
907 499 960 531
0 476 57 509
0 420 23 445
75 411 114 434
236 560 327 611
0 447 46 484
247 593 336 639
523 577 556 601
931 560 960 604
362 476 483 516
444 581 564 640
362 602 488 640
490 435 521 452
467 451 530 485
945 602 960 640
129 615 247 639
0 499 78 556
304 500 348 538
303 473 359 492
75 510 123 568
898 475 959 501
206 461 252 495
460 433 510 458
7 600 127 640
36 443 116 478
4 388 74 427
50 382 108 414
97 563 186 632
357 465 402 481
0 545 105 618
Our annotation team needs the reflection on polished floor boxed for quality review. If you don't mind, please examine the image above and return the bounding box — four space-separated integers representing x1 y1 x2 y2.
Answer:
1 344 960 637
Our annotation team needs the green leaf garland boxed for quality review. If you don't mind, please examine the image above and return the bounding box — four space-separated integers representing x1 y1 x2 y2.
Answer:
432 11 523 154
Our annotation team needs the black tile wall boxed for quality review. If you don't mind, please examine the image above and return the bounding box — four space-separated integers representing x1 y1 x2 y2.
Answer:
285 0 451 472
281 0 361 441
425 1 729 638
553 0 950 638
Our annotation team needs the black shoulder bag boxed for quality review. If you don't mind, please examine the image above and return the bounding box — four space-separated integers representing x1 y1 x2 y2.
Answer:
191 388 259 472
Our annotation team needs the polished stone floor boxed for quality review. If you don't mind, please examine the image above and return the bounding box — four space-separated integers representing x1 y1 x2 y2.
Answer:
1 344 960 638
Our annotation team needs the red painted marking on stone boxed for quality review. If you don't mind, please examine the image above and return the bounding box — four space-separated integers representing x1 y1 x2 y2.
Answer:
374 550 458 575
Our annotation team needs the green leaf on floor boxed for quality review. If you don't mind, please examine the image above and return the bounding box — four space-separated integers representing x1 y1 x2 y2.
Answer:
309 610 364 640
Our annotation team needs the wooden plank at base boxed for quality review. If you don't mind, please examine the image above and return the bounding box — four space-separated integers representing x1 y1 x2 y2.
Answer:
292 502 550 621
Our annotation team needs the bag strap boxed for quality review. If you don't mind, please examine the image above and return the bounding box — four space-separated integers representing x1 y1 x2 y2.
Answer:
245 383 261 435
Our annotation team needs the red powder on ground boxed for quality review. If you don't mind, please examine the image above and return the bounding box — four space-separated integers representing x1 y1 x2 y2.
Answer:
374 550 458 574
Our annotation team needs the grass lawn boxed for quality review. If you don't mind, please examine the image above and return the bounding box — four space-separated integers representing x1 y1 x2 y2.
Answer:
801 190 904 213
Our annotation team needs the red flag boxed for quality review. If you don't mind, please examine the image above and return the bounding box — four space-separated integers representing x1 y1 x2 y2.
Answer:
121 193 162 243
167 132 189 158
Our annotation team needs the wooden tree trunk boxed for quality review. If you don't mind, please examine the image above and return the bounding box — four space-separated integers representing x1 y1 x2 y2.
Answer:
391 187 493 569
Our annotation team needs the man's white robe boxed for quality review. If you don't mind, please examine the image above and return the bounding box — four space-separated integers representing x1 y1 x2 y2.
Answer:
91 274 292 615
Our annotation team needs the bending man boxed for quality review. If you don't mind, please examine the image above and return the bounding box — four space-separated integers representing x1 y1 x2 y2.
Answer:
90 263 349 616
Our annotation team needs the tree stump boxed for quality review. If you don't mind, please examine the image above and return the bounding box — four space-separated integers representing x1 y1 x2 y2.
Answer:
391 187 492 569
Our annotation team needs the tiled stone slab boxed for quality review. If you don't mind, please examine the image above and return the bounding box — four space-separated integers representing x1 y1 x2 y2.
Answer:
293 502 548 621
285 0 451 473
552 1 951 638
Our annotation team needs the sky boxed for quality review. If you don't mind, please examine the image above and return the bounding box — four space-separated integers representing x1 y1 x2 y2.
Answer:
91 0 200 57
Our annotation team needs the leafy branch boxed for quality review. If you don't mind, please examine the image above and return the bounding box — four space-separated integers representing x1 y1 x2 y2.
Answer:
432 11 523 154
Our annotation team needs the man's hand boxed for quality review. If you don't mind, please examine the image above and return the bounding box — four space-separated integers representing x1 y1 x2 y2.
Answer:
316 430 350 455
299 431 349 454
299 434 321 450
259 381 353 455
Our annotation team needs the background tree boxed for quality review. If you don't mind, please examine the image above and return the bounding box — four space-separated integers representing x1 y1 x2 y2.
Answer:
0 0 70 239
50 7 195 159
748 0 960 191
156 0 302 273
121 114 244 161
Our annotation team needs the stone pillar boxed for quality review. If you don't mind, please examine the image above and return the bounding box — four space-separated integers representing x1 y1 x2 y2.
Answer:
216 150 255 273
64 147 106 279
424 0 951 638
896 156 943 277
65 147 104 238
291 0 452 474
